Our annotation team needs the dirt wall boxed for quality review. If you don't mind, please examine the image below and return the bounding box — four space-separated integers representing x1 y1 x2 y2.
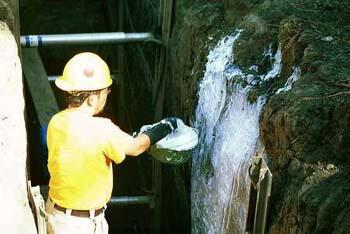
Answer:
0 2 36 232
165 0 350 233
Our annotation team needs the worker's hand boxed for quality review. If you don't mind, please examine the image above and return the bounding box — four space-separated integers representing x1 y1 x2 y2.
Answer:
141 117 179 145
161 117 178 131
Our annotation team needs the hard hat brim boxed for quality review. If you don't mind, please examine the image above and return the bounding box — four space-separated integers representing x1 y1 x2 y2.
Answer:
55 76 113 92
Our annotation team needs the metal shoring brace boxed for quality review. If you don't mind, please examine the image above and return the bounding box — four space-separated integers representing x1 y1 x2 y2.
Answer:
150 0 175 232
245 157 273 234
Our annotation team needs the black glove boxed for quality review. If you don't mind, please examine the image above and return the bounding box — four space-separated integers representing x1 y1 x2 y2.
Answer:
161 117 178 131
143 117 179 145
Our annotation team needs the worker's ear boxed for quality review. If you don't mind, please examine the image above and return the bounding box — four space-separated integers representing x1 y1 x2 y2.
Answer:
86 93 98 107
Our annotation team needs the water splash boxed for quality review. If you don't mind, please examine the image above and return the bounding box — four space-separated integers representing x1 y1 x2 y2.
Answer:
191 32 281 234
260 44 282 82
276 66 301 94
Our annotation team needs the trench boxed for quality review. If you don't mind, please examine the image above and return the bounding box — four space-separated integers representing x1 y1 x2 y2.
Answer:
19 1 301 234
1 0 348 233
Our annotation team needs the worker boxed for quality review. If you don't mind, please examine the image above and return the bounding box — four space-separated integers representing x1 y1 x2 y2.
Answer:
45 52 177 234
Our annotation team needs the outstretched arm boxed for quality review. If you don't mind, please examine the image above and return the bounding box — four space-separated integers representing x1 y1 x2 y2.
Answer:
125 117 178 156
104 118 178 162
124 133 151 156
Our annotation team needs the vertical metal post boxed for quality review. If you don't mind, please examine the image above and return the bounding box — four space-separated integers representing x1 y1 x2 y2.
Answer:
253 166 272 234
151 0 163 232
152 0 173 111
152 0 174 231
117 0 126 125
118 1 124 67
246 183 258 232
152 11 163 221
152 159 162 233
245 157 273 234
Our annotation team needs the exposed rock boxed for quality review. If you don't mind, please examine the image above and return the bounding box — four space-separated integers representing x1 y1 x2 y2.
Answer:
0 22 36 234
257 1 350 232
166 2 225 122
167 0 350 233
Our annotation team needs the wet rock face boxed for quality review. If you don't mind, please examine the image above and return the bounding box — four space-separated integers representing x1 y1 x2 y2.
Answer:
168 0 350 233
166 2 225 122
222 0 261 25
163 2 225 232
256 1 350 232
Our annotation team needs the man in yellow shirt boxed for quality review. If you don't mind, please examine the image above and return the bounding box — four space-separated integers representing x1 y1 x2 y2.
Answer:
46 52 177 234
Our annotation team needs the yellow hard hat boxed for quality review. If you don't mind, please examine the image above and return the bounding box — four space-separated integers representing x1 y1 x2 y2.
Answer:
55 52 113 91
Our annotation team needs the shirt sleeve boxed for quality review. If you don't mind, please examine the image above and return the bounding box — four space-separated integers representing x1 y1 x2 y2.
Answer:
99 119 136 164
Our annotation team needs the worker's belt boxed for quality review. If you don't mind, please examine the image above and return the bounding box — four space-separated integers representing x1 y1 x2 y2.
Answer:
54 204 105 218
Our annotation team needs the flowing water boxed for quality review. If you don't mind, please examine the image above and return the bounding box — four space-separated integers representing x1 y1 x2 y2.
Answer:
191 31 286 234
276 66 301 94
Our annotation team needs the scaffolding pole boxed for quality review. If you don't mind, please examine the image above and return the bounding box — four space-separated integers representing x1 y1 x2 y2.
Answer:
20 32 157 47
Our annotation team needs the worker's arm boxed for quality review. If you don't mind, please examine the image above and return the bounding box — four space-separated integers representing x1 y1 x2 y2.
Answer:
125 117 178 156
102 118 178 162
124 133 150 156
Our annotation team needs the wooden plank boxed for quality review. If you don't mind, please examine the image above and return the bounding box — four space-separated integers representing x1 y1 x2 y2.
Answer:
23 48 59 182
22 48 59 127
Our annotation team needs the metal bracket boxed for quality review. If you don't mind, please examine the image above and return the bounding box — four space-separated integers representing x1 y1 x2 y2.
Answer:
245 157 273 234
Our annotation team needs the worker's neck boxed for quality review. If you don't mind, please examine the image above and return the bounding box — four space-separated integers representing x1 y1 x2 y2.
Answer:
68 103 96 116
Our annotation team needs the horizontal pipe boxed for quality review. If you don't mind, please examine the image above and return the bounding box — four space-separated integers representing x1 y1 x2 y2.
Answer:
108 196 153 206
48 76 59 82
48 75 118 82
21 32 157 47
